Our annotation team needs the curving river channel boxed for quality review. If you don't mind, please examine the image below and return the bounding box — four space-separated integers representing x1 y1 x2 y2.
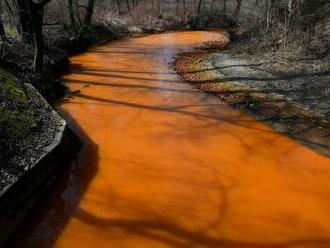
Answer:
14 31 330 247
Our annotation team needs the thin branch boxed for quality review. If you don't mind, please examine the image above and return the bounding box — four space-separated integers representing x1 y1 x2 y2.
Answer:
43 22 60 26
32 0 53 7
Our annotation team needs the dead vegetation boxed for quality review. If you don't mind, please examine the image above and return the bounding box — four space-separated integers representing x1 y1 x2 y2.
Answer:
174 0 330 155
175 50 330 156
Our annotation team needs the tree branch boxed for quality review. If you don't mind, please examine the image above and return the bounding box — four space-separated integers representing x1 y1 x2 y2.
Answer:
32 0 53 7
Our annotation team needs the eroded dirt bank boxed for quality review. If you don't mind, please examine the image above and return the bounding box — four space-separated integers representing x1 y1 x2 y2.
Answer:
175 43 330 157
11 31 330 248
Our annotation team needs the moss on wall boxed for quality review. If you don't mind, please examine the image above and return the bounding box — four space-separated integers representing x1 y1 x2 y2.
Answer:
0 67 37 146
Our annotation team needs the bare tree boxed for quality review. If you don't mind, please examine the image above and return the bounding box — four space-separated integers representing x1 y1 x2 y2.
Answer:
25 0 54 72
67 0 95 38
82 0 95 32
68 0 80 35
155 0 161 16
223 0 227 15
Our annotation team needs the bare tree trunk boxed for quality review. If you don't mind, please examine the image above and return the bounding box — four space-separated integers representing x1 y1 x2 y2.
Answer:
125 0 131 13
115 0 121 14
132 0 139 9
0 21 7 43
27 1 44 72
288 0 301 24
0 21 7 58
223 0 227 15
266 0 272 32
78 0 95 36
68 0 78 34
158 0 161 16
25 0 53 72
211 0 215 12
197 0 203 14
33 9 43 73
155 0 161 16
182 0 186 14
16 0 33 41
234 0 242 21
83 0 95 27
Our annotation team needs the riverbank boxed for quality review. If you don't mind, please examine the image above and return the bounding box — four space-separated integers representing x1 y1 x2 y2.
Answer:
0 24 121 172
11 30 330 248
1 15 237 169
0 24 127 244
2 24 124 102
0 21 233 244
1 19 175 162
0 76 81 245
175 37 330 156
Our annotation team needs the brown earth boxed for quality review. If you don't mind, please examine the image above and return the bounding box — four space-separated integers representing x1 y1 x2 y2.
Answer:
175 46 330 157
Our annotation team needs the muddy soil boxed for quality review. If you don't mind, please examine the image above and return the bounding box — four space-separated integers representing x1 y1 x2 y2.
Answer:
175 45 330 156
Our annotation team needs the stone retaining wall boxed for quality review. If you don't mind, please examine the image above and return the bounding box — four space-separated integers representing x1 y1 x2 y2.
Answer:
0 84 81 246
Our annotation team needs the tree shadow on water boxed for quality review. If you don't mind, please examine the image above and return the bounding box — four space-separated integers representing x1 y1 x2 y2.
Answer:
73 207 330 248
72 92 330 154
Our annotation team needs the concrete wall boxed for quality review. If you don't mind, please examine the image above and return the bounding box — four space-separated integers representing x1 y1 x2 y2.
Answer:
0 84 81 246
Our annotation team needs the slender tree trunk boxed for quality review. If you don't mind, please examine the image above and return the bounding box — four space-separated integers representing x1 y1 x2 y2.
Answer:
152 0 159 15
182 0 186 14
197 0 203 14
24 0 44 72
234 0 242 21
266 0 272 32
156 0 161 16
28 2 44 72
211 0 215 12
125 0 131 13
223 0 227 15
0 20 6 41
75 0 95 37
26 0 54 72
115 0 121 14
0 21 7 58
132 0 139 9
16 0 33 41
83 0 95 28
288 0 301 25
68 0 78 34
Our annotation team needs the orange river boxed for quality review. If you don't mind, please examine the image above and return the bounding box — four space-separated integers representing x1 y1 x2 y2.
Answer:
13 31 330 248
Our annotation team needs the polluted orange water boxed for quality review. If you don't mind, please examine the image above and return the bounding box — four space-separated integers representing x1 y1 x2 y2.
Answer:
15 31 330 247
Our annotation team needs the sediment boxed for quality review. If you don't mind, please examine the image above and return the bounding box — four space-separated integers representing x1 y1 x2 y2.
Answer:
175 49 330 157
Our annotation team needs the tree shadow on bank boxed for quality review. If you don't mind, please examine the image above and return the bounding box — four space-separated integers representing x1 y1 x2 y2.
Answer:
177 60 330 157
7 112 99 248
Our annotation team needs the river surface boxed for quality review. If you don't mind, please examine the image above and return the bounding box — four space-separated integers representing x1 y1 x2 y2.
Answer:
14 31 330 247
